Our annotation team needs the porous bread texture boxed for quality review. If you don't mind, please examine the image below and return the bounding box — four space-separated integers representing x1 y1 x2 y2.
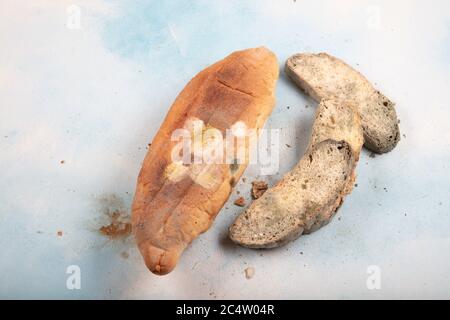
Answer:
285 52 400 153
229 99 363 248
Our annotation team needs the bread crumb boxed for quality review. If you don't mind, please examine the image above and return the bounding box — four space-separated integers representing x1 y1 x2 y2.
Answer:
234 197 246 207
99 209 132 239
244 267 255 279
60 160 65 164
57 231 63 237
251 180 268 199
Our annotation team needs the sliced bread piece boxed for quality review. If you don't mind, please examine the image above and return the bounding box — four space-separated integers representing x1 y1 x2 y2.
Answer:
229 99 363 248
285 53 400 153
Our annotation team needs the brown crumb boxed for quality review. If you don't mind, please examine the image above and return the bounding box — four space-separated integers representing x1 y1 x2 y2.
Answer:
60 160 65 164
244 267 255 279
57 231 63 237
121 251 129 259
242 177 246 183
99 210 132 239
251 180 268 199
286 144 291 148
234 197 246 207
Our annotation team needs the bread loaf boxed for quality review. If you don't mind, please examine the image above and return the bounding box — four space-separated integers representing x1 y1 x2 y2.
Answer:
132 47 279 275
229 99 363 248
285 53 400 153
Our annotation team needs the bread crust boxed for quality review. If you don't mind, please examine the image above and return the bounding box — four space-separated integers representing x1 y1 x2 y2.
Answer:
132 47 279 275
285 52 400 153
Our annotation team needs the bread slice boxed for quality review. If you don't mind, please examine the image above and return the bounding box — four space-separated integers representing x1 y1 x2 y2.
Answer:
229 99 363 248
285 53 400 153
132 47 279 275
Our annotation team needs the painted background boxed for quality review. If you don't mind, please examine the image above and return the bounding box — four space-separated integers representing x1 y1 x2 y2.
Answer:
0 0 449 299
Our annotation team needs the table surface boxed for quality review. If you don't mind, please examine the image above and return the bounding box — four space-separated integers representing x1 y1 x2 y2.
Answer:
1 0 449 299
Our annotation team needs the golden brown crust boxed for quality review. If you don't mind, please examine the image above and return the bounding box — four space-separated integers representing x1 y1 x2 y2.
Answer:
132 47 279 275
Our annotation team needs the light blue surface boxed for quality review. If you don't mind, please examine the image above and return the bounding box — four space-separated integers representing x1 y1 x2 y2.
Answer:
0 0 449 299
